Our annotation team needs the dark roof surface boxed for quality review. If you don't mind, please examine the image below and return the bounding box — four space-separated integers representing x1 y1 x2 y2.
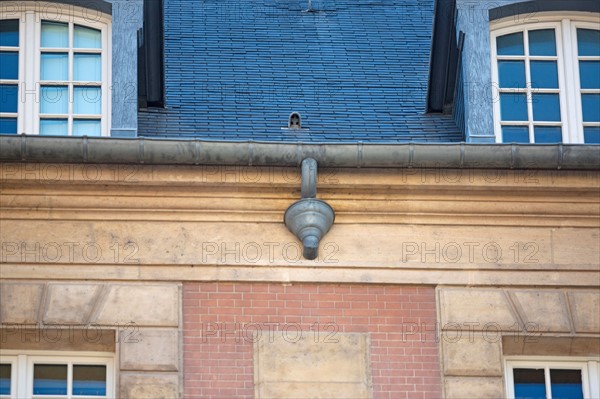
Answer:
138 0 463 142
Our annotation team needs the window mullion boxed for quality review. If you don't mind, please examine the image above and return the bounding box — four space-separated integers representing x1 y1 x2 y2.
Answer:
523 30 534 143
24 11 38 135
545 367 552 399
560 19 579 143
15 13 24 135
18 355 27 399
67 362 73 399
101 26 108 137
588 361 599 399
68 23 74 136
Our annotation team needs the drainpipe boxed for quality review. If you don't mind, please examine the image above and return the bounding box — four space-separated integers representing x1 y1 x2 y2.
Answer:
284 159 335 260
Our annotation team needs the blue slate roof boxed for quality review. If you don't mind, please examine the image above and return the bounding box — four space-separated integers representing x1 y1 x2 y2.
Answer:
138 0 463 142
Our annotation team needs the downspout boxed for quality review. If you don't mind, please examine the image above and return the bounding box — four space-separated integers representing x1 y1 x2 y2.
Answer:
284 159 335 260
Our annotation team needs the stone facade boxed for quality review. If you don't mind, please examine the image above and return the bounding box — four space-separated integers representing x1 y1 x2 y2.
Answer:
438 287 600 398
0 281 182 398
1 163 599 397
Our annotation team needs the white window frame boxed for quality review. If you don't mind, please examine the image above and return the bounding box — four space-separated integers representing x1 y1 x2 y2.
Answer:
491 12 600 143
0 20 21 134
0 355 17 399
0 351 114 399
0 3 112 136
571 20 600 143
505 356 600 399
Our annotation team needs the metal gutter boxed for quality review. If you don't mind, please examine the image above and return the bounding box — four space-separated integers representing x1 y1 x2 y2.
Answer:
0 136 599 170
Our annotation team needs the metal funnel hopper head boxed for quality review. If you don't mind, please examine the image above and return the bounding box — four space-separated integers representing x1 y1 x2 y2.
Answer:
284 198 335 260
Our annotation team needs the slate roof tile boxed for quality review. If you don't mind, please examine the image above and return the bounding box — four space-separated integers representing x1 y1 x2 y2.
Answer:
138 0 462 142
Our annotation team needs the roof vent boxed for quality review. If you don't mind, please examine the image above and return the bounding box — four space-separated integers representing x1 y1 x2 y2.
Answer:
288 112 302 129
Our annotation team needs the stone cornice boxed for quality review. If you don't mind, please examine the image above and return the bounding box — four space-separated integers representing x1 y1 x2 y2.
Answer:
1 164 599 227
1 163 598 286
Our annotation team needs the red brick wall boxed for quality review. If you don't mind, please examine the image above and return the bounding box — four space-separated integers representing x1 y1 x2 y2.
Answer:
183 283 441 399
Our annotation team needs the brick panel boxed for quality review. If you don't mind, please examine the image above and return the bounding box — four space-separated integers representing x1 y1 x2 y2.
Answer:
183 283 441 399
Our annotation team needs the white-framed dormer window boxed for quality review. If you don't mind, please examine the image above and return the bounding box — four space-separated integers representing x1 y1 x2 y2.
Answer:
505 357 600 399
0 4 111 136
0 351 114 399
491 13 600 144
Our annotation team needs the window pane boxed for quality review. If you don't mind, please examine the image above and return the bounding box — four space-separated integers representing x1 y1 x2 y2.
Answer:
41 21 68 48
514 368 546 399
532 94 561 121
497 32 524 56
584 127 600 144
534 126 562 143
40 86 68 114
550 369 583 399
529 29 556 56
582 94 600 122
74 25 101 49
73 120 101 136
502 126 529 143
0 118 17 135
578 29 600 56
0 19 19 47
500 93 528 121
41 53 69 81
580 61 600 89
74 54 101 81
499 61 526 88
0 364 10 395
40 119 68 135
530 61 558 89
0 84 18 113
74 87 101 114
33 364 67 395
0 52 18 80
73 365 106 396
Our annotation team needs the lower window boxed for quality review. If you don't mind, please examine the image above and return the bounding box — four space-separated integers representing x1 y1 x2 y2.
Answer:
505 358 600 399
0 352 114 399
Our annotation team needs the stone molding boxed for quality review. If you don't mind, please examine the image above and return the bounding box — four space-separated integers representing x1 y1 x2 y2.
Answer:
1 164 598 228
437 287 600 399
439 287 600 335
0 281 183 398
0 282 180 327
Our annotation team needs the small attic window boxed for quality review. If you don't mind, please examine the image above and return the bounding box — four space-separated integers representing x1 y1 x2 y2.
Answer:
289 112 302 129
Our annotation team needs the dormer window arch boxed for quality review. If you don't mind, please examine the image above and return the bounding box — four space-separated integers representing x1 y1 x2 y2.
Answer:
490 11 599 144
0 2 111 136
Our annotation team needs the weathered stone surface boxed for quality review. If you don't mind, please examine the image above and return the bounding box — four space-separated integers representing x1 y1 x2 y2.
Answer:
120 329 179 371
512 291 571 332
503 336 600 357
442 335 502 377
119 373 179 399
257 382 370 399
43 283 101 324
568 291 600 333
552 228 600 266
94 284 179 327
1 166 599 287
0 328 115 352
0 283 43 324
254 333 370 398
439 288 518 330
444 376 504 399
571 336 600 356
503 336 572 356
